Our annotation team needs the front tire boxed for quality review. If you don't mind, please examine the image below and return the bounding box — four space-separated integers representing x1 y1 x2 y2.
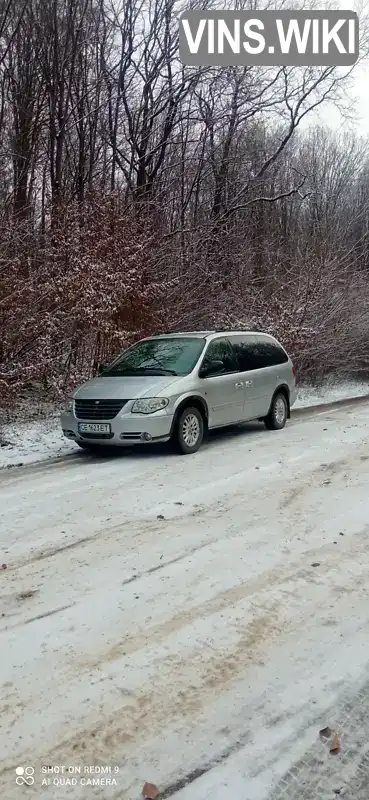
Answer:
76 441 99 453
174 406 204 454
264 392 288 430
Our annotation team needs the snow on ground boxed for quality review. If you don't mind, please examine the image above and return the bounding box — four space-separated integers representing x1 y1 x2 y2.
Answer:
1 377 369 469
294 376 369 408
0 414 75 468
1 401 369 798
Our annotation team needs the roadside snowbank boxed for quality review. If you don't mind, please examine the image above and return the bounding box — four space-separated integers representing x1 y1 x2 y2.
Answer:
0 416 74 468
1 377 368 469
294 377 369 408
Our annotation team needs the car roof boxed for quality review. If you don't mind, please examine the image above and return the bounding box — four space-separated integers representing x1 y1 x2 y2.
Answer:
147 330 279 341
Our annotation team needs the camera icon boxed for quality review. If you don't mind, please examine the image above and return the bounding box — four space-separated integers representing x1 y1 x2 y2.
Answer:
15 766 35 786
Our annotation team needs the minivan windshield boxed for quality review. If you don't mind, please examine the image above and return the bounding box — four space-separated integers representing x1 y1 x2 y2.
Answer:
101 337 206 377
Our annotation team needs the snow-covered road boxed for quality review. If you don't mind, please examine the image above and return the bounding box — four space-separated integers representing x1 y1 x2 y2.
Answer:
1 401 369 799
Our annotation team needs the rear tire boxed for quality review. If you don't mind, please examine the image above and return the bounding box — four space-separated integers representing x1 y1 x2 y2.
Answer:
264 392 288 430
173 406 204 454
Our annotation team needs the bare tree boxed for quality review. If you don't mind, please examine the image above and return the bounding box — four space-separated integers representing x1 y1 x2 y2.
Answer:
1 0 369 405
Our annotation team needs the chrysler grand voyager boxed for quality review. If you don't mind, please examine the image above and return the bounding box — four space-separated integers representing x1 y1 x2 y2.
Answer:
61 330 297 455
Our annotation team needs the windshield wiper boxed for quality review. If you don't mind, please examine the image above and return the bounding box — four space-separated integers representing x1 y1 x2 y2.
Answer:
102 367 178 376
142 367 178 375
101 368 140 376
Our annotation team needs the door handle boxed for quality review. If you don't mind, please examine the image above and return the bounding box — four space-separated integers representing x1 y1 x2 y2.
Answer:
234 381 244 388
245 380 253 386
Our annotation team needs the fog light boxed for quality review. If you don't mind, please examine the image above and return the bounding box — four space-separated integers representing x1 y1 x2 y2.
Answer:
142 432 152 441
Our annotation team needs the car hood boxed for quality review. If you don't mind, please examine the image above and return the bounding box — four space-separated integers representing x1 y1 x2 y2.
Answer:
73 374 182 400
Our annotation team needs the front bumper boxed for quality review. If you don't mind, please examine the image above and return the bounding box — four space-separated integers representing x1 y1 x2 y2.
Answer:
60 409 174 446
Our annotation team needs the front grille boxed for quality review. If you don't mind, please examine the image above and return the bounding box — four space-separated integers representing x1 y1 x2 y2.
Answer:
75 399 128 420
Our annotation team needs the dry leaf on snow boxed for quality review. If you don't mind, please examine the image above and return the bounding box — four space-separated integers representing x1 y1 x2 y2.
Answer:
330 733 341 754
319 726 332 738
142 782 160 799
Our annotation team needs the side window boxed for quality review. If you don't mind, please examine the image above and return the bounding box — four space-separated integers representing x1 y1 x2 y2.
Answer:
254 340 289 367
200 337 239 375
229 336 288 371
229 336 257 371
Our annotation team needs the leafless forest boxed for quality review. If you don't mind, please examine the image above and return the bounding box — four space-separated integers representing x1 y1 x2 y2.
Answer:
1 0 369 405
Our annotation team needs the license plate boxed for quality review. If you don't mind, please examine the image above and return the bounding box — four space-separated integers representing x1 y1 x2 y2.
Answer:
78 423 111 434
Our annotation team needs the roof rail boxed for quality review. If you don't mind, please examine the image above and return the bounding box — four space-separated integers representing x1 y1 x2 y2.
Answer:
213 326 264 333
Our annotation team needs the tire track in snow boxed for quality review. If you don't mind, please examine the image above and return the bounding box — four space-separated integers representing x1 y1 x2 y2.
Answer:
18 528 369 785
75 522 369 674
5 435 358 634
2 403 369 799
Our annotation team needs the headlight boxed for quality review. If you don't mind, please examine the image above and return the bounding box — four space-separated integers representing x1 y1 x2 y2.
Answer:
131 397 169 414
65 397 74 412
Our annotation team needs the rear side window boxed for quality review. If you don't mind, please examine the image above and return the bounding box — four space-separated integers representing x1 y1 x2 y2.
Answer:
229 336 288 371
254 340 289 367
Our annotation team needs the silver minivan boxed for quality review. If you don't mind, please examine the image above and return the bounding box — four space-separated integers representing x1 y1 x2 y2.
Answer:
61 330 297 455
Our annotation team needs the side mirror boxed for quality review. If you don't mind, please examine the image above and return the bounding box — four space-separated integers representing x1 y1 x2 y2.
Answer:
199 359 224 378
